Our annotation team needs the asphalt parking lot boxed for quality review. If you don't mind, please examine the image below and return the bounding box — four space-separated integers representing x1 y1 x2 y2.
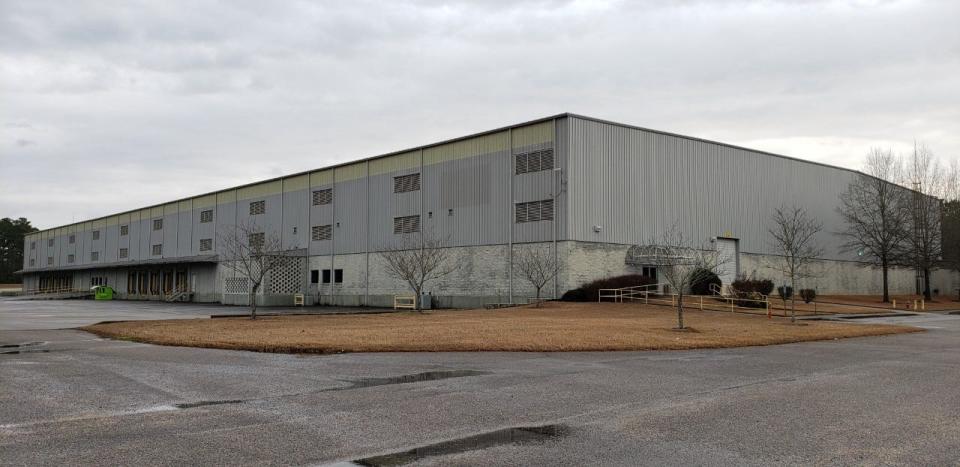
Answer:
2 300 959 466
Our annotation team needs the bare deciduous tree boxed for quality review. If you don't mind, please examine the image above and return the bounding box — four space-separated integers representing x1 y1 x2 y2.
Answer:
634 227 726 330
218 222 289 319
837 149 910 302
514 244 561 306
942 162 960 299
379 232 456 311
899 142 946 301
768 205 824 322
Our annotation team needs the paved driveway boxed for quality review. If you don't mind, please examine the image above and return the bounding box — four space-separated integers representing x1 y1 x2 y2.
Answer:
1 301 959 465
0 298 247 330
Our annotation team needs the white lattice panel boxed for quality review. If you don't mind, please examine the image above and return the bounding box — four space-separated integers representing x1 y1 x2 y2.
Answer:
269 258 305 294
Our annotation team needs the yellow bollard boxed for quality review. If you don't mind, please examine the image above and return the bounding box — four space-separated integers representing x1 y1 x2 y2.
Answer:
921 299 925 311
913 300 917 310
700 296 703 311
892 299 896 309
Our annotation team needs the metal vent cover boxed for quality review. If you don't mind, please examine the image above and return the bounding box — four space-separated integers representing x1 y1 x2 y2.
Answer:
393 215 421 234
311 224 332 241
312 189 333 206
393 173 421 193
515 199 554 223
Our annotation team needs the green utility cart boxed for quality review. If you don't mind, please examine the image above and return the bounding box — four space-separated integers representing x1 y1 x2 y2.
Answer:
93 286 114 300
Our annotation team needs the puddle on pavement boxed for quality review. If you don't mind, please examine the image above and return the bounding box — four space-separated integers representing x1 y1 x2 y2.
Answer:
174 399 244 409
329 370 490 392
347 424 569 466
0 341 46 349
0 349 50 355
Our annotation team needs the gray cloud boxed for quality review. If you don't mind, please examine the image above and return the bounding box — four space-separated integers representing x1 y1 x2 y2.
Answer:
1 0 958 228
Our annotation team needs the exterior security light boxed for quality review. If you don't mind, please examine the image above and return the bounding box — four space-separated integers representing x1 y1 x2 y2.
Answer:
593 225 602 233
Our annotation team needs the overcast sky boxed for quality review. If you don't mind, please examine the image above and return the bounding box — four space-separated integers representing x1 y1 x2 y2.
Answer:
2 0 958 229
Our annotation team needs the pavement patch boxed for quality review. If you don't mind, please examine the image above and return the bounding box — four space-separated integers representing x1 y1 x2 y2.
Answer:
328 370 490 392
174 399 245 409
342 424 569 466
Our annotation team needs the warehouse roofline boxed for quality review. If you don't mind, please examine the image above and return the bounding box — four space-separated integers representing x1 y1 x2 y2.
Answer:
32 112 887 235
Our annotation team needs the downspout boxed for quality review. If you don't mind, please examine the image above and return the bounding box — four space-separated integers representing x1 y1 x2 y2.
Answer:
508 127 514 305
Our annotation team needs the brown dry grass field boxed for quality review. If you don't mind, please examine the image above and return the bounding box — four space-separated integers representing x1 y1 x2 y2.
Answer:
83 302 921 354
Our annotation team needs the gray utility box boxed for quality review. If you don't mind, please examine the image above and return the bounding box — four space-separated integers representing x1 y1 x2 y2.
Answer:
419 292 433 310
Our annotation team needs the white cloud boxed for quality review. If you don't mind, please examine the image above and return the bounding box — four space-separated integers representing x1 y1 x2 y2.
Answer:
1 0 958 228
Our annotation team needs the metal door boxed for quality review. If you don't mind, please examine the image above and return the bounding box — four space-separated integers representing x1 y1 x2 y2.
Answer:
715 238 739 288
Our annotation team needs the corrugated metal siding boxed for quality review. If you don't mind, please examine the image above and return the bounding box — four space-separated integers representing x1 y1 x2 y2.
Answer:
566 116 855 260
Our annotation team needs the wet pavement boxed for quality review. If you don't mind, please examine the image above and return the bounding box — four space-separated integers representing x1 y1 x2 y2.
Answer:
0 298 384 330
1 302 960 465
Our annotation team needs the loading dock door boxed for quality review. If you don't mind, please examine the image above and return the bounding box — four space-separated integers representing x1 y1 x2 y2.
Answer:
715 238 739 289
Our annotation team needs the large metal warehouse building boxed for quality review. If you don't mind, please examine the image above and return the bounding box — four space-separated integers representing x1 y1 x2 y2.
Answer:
18 114 954 307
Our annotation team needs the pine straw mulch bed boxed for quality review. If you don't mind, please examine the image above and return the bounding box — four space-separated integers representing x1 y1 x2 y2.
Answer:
82 302 922 354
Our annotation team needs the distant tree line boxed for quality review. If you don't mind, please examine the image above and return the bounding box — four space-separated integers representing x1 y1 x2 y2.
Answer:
0 217 37 284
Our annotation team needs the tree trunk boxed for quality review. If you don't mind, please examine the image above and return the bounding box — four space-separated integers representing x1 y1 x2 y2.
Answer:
675 294 684 329
249 288 258 320
881 261 890 303
790 279 796 323
923 268 932 301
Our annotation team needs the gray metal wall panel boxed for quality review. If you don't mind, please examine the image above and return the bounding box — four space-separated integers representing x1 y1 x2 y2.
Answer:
566 117 855 260
478 148 512 244
512 142 557 244
177 210 193 257
367 173 398 251
104 225 119 263
282 189 309 251
162 214 178 258
193 208 216 257
215 202 237 257
334 179 368 254
308 185 334 256
130 219 143 261
422 157 481 246
147 217 162 258
236 194 282 245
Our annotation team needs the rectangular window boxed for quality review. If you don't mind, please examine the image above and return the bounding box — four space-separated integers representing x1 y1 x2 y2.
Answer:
69 234 75 244
515 199 554 223
152 244 162 256
311 224 332 241
119 248 128 259
153 219 163 231
67 254 75 263
90 251 99 262
322 269 331 284
393 173 421 193
393 215 421 234
310 270 319 284
120 225 128 236
248 232 265 249
200 210 214 223
312 188 333 206
47 256 53 265
514 148 555 175
48 239 54 247
334 269 343 283
249 200 266 215
92 230 100 241
199 238 213 251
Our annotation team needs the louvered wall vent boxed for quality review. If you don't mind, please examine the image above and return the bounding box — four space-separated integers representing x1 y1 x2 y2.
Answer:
393 173 421 193
515 148 554 175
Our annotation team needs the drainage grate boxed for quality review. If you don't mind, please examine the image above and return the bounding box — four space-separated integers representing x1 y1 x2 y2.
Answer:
350 424 569 466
